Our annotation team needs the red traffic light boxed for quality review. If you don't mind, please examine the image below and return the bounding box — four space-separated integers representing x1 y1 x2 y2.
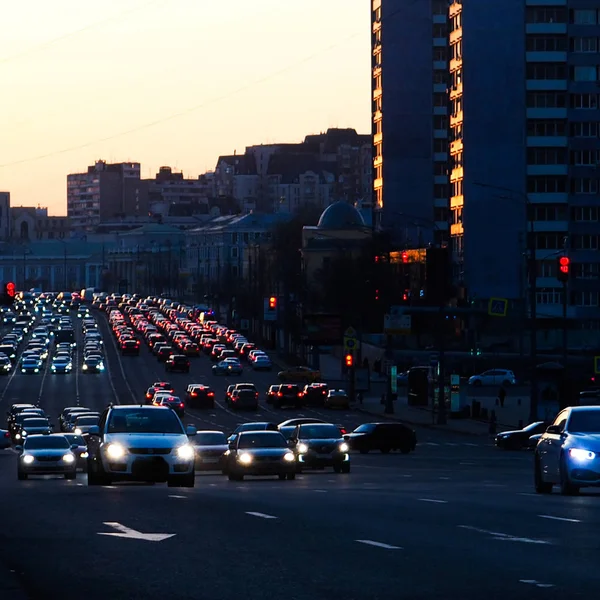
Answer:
268 296 277 309
559 256 570 273
345 354 353 368
402 252 408 264
5 282 15 297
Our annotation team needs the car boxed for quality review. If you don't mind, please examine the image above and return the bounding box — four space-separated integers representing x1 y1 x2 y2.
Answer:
223 431 296 481
228 389 259 411
227 422 278 444
165 355 190 373
212 358 243 376
495 421 549 450
21 357 43 374
82 356 104 373
121 339 141 355
51 355 73 374
325 389 350 410
63 411 100 433
186 385 215 409
301 383 329 406
278 418 326 429
16 417 52 439
468 369 517 386
63 434 88 469
272 384 302 409
16 434 78 480
345 422 417 454
0 428 11 449
193 430 228 470
288 422 351 473
59 407 91 431
73 414 101 436
277 366 321 383
0 355 12 375
153 395 186 419
535 406 600 495
86 405 196 487
251 355 273 371
157 346 175 362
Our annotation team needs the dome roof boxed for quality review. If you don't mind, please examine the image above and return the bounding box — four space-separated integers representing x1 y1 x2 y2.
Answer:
317 201 366 230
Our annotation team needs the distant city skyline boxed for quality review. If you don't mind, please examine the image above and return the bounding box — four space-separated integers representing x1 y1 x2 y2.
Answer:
0 0 370 215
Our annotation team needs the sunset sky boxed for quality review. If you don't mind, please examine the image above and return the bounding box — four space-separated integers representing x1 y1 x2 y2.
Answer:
0 0 371 215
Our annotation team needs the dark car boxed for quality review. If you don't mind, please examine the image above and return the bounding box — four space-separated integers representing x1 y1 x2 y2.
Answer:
0 345 17 362
165 355 190 373
289 422 350 473
186 384 215 409
301 383 329 406
121 339 141 356
223 431 296 481
273 384 302 409
495 421 549 450
157 346 175 362
265 385 281 405
193 430 228 470
0 355 12 375
227 422 278 444
229 389 259 411
345 422 417 454
154 395 185 418
63 434 88 469
82 356 104 373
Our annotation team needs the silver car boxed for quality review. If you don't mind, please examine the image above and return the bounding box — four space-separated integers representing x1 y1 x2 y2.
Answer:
16 434 77 480
535 406 600 495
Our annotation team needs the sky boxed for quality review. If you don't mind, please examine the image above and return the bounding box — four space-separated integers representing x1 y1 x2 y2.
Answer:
0 0 371 215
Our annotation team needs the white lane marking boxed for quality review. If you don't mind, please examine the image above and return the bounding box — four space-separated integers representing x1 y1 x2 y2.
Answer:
464 443 479 447
419 498 448 504
439 476 451 480
37 346 52 403
209 414 217 417
99 522 175 542
74 332 80 402
246 512 277 520
445 443 459 446
314 489 327 493
209 483 217 487
520 580 555 589
458 525 552 545
356 539 402 550
104 316 135 403
297 414 305 417
214 399 253 422
102 485 117 489
168 495 187 499
421 442 440 446
400 474 413 478
539 514 581 523
76 483 83 486
518 493 537 497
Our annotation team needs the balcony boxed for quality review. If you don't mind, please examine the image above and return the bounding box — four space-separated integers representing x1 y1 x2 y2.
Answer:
449 28 462 44
449 58 462 72
373 155 383 168
450 195 464 209
374 177 383 190
449 84 463 100
450 139 463 154
450 223 464 236
374 132 383 144
373 87 382 100
450 167 464 182
450 111 463 126
449 2 462 18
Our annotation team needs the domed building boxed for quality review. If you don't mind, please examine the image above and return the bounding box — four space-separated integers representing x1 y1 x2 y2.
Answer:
302 201 372 287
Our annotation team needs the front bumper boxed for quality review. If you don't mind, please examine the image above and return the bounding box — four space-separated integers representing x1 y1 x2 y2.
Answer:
298 451 349 467
102 455 194 481
195 454 224 470
20 461 76 474
234 460 296 476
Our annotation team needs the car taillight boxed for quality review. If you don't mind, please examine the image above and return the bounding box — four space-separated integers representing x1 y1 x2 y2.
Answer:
191 392 197 396
255 392 258 397
340 428 347 435
179 403 184 408
146 393 152 399
297 393 301 397
208 392 214 397
277 392 282 396
3 432 9 438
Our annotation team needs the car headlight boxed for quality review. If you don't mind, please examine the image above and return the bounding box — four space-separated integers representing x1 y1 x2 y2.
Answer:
283 453 295 462
15 434 21 440
22 454 34 464
105 443 125 459
34 369 39 373
176 444 194 460
339 442 349 453
569 448 596 461
82 365 88 370
98 364 105 371
62 453 75 464
298 443 308 454
74 428 82 436
51 366 56 371
81 452 89 459
238 452 253 464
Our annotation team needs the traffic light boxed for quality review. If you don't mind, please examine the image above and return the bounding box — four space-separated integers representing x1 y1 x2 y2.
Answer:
375 289 380 301
268 296 277 310
1 282 15 306
402 251 408 264
557 256 570 283
345 354 353 368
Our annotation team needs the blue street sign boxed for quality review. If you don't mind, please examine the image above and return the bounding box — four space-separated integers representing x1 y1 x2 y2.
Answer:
488 297 508 317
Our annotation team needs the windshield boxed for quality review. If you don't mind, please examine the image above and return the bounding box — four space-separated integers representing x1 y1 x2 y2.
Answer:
354 424 376 433
24 436 69 450
238 433 287 449
64 435 86 445
568 411 600 433
76 417 99 425
107 409 184 434
300 424 341 438
237 423 267 433
279 427 295 440
196 432 227 445
23 419 49 427
523 421 544 432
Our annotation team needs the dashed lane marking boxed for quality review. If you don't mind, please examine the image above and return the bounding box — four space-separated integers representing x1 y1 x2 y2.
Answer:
209 414 217 417
445 443 459 447
246 512 277 520
169 495 187 499
419 498 448 504
520 580 555 589
439 476 451 480
313 489 327 493
539 514 581 523
356 539 402 550
458 525 552 545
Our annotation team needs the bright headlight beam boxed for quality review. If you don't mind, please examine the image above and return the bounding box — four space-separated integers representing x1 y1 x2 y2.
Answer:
569 448 595 461
339 442 349 453
105 443 125 459
22 454 34 464
62 454 75 463
298 443 308 454
176 445 194 460
239 453 253 464
283 453 295 462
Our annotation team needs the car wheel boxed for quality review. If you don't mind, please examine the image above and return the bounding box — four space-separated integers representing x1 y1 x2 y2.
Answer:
559 454 580 496
17 470 27 481
286 473 296 480
333 464 342 474
278 473 286 480
341 463 350 474
534 456 552 494
65 471 76 480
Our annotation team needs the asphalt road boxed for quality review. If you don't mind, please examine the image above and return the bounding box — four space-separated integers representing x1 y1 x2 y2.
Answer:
0 311 599 599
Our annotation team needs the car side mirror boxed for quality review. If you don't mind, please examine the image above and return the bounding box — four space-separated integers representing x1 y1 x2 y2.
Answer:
88 425 100 436
546 425 562 435
15 446 23 453
186 425 197 437
70 444 78 450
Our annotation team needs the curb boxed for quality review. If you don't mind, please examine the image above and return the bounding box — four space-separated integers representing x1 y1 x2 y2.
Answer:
355 407 489 438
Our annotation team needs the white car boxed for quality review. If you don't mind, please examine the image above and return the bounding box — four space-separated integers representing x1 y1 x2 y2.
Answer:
251 355 272 371
86 405 196 487
535 406 600 495
468 369 516 387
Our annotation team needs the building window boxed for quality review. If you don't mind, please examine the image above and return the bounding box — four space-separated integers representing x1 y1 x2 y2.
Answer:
535 234 564 249
433 47 447 61
570 93 598 109
433 93 447 107
572 234 600 250
527 119 567 136
432 23 447 38
531 204 567 221
571 207 599 222
527 92 567 108
526 7 567 24
574 263 600 279
434 162 447 176
526 63 567 80
570 122 598 137
572 9 598 25
433 115 448 130
574 291 599 307
527 176 567 193
571 36 598 53
572 65 598 82
538 260 556 278
571 178 598 194
571 150 600 166
434 184 448 199
536 288 562 305
527 147 567 164
433 139 447 153
526 35 568 52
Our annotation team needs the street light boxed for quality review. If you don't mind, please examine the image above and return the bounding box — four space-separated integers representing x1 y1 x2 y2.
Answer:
473 181 538 422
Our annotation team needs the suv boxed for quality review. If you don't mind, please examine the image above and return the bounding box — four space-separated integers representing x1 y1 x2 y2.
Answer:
186 384 215 409
86 405 196 487
273 384 302 409
165 355 190 373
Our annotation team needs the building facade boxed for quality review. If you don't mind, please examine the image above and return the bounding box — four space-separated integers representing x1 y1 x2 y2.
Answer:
67 161 149 231
0 193 10 241
10 207 69 241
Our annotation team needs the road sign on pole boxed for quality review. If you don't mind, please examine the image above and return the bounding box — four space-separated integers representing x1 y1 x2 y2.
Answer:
343 326 358 352
488 297 508 317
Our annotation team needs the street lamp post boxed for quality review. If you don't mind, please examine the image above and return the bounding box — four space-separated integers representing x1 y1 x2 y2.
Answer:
473 182 537 422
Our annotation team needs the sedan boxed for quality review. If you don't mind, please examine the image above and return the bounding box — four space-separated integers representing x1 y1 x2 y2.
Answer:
16 434 77 480
63 434 88 469
82 357 104 373
223 431 296 481
251 355 272 371
288 423 350 473
193 431 228 470
212 358 243 376
468 369 516 386
535 406 600 495
495 421 549 450
21 357 43 374
51 356 73 374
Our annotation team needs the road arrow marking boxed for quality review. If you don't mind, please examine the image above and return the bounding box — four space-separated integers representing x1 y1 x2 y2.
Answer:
98 522 175 542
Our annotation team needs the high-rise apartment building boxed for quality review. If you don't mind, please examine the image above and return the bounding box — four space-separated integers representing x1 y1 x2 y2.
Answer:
0 192 10 241
67 161 148 231
373 0 600 333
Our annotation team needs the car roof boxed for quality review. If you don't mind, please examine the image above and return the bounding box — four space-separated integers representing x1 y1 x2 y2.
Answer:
569 406 600 413
239 430 281 436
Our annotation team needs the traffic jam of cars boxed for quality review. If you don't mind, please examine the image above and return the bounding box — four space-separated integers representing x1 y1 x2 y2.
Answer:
2 292 419 486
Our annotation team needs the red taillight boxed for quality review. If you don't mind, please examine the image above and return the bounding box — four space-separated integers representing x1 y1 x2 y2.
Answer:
297 393 301 397
208 392 214 397
179 403 184 408
255 392 258 397
340 428 347 435
277 392 282 397
3 432 9 438
191 392 197 397
146 393 152 399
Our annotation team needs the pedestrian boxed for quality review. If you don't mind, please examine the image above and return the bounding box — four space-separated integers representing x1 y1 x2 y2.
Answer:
498 386 506 408
489 410 497 436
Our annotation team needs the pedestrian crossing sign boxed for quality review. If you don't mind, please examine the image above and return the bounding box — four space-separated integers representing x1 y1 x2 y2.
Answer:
488 297 508 317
